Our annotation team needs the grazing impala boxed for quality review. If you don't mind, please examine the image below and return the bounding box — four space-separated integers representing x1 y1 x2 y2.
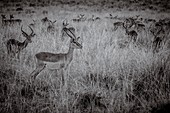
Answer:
30 33 82 85
7 26 35 59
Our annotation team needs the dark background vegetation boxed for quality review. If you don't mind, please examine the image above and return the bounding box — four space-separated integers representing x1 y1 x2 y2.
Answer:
0 0 170 12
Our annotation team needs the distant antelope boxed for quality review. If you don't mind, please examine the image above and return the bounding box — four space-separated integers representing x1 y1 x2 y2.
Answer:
30 33 82 85
150 25 165 52
88 15 100 21
144 18 156 24
41 17 56 33
152 36 164 52
113 21 124 31
9 14 22 25
149 21 163 37
1 14 22 26
135 23 145 30
7 26 35 59
29 19 36 28
124 18 135 28
73 14 86 22
1 14 7 26
123 24 138 43
41 17 51 25
105 14 115 19
133 21 146 33
47 20 57 34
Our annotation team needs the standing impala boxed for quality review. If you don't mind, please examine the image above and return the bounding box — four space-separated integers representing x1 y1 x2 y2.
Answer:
150 24 165 53
123 23 138 43
30 29 82 85
7 26 35 59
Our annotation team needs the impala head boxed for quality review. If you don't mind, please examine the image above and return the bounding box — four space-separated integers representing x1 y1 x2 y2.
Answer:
70 37 82 49
42 17 48 22
124 18 134 28
21 25 35 43
29 19 36 27
63 19 69 27
49 20 56 26
79 14 85 18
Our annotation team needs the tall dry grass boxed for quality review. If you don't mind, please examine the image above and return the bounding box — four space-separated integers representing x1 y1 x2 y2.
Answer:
0 8 170 113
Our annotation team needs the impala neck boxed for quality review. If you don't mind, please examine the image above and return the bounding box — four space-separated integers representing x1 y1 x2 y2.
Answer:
125 28 129 33
67 45 74 58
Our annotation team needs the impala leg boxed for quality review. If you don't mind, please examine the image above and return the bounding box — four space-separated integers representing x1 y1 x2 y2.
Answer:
60 69 65 86
59 68 68 86
60 68 69 105
30 64 46 82
61 31 66 41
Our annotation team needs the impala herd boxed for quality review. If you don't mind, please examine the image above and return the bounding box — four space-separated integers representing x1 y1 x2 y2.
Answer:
1 14 170 84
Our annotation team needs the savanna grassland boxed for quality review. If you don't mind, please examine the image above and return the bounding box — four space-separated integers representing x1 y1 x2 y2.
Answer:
0 0 170 113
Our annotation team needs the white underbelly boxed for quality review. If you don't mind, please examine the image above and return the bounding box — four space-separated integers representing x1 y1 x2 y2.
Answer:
44 62 65 70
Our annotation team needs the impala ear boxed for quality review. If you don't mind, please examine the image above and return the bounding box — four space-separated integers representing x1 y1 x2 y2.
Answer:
53 20 57 23
63 19 69 26
77 37 80 41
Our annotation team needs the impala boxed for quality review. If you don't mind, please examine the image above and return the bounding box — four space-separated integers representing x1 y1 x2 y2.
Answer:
1 14 8 26
29 19 36 28
7 26 35 59
123 23 138 43
124 18 135 28
135 23 145 30
41 17 57 33
30 34 82 85
9 14 22 25
72 14 86 22
150 25 165 52
1 14 22 26
41 17 56 26
113 21 124 31
47 20 57 34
